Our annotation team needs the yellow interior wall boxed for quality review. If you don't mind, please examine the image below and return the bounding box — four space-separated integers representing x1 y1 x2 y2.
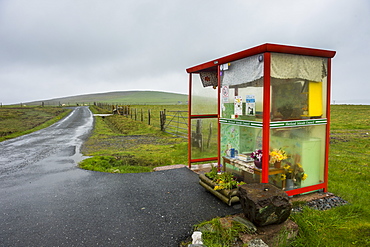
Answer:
309 81 323 117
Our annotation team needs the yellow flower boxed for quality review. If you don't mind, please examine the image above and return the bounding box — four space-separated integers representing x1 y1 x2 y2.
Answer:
302 173 308 180
297 163 303 168
269 148 288 163
283 164 290 170
280 174 286 180
214 185 225 191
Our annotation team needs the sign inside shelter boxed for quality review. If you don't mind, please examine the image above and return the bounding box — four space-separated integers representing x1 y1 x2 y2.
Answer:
246 95 255 116
222 86 229 103
234 96 243 115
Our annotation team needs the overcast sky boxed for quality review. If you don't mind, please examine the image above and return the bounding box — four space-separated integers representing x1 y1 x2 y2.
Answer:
0 0 369 104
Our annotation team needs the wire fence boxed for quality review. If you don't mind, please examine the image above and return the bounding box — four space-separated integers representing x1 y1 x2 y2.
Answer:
94 103 189 138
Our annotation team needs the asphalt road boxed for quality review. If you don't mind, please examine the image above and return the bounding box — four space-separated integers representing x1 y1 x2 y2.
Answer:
0 106 239 246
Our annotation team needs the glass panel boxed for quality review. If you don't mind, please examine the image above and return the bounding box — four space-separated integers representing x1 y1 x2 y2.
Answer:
218 55 265 182
270 54 328 120
221 54 263 86
191 73 218 115
190 118 218 160
221 124 263 183
220 124 262 157
220 55 264 121
269 125 326 190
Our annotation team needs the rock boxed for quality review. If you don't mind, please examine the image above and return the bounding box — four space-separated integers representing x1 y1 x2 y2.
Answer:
306 196 348 210
239 219 299 246
256 219 299 246
191 231 203 245
247 238 269 247
238 183 292 226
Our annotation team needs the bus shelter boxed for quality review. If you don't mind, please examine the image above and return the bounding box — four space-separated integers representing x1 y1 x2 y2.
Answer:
186 43 336 196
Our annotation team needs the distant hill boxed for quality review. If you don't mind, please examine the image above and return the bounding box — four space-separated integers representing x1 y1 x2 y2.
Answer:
27 91 188 106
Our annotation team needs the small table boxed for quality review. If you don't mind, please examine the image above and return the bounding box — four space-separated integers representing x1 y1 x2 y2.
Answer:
222 156 286 187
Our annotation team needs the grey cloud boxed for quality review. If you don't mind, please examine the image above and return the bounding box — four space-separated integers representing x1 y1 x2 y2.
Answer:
0 0 369 104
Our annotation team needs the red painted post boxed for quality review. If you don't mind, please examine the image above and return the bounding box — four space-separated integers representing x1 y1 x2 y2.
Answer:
188 73 192 168
324 58 332 192
262 52 271 183
217 65 221 171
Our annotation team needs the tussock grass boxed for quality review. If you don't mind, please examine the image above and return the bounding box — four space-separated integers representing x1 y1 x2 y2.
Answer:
192 217 249 246
0 106 71 142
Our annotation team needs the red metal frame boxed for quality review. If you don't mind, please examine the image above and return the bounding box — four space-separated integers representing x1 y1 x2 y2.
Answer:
187 72 219 168
217 65 222 171
187 43 336 195
285 183 326 197
186 43 336 73
190 114 218 118
324 58 332 192
262 52 271 183
191 157 218 163
187 73 192 168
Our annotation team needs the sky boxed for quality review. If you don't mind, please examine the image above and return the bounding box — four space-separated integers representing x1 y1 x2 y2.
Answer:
0 0 369 105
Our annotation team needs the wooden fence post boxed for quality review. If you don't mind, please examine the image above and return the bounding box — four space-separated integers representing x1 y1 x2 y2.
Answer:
207 122 212 148
148 109 151 125
160 109 166 131
141 109 143 122
160 111 163 130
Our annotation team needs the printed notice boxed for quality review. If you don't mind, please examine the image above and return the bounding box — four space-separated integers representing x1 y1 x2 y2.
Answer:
246 95 255 116
222 85 229 103
234 96 243 115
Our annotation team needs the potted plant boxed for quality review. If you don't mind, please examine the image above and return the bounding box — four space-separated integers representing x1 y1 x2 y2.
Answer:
276 163 308 190
269 148 288 168
199 166 245 206
250 149 263 168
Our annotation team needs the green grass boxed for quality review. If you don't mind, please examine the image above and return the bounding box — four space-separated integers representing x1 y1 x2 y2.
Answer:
330 105 369 130
80 105 188 172
287 105 369 246
26 90 188 106
287 104 370 246
193 217 250 247
78 156 154 173
0 106 71 142
192 105 370 246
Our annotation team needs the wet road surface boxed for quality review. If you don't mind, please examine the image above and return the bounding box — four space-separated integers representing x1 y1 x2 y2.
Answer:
0 106 239 246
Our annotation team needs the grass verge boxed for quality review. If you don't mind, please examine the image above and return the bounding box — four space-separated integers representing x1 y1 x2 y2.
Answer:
192 217 250 246
79 105 188 173
0 106 71 142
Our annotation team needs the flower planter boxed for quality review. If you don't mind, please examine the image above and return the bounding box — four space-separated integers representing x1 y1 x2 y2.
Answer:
199 174 239 206
285 179 294 191
274 161 281 168
285 178 301 191
254 160 262 169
